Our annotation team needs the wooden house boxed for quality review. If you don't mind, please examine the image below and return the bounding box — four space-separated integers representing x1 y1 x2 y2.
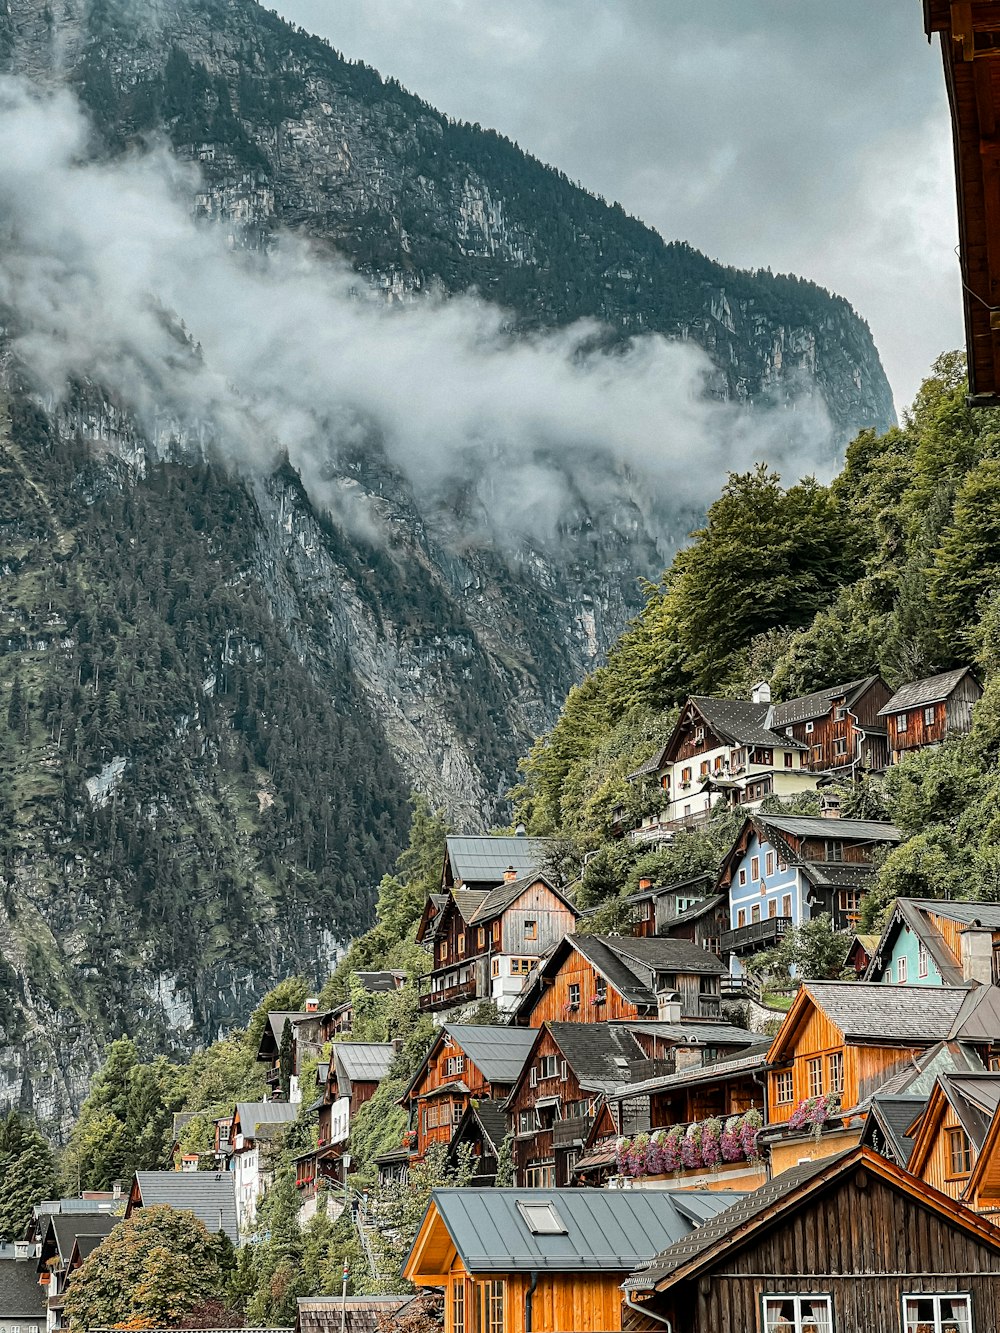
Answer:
627 688 817 844
405 1185 747 1333
844 931 879 978
445 1100 510 1186
442 832 547 890
504 1022 657 1187
623 874 725 949
512 934 727 1028
622 1145 1000 1333
865 896 1000 987
1 1248 46 1333
719 814 902 977
764 982 974 1147
255 1009 309 1096
965 1094 1000 1216
34 1212 116 1331
907 1072 1000 1205
402 1024 536 1160
295 1042 396 1198
228 1101 297 1233
860 1092 928 1168
769 674 891 774
415 873 578 1015
878 666 982 762
924 1 1000 403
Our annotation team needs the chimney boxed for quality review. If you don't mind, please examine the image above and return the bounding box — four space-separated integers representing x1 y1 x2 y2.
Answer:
751 681 771 705
515 823 527 837
819 790 842 819
305 996 319 1014
391 1037 404 1053
112 1180 123 1202
13 1240 30 1262
656 990 682 1023
503 865 518 882
638 878 653 891
961 927 994 986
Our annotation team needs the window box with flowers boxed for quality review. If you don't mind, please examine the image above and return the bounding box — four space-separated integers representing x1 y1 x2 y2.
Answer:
787 1094 841 1138
615 1109 762 1178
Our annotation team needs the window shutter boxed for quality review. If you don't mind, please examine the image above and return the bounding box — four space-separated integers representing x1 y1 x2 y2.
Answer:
529 1066 537 1087
560 1061 567 1082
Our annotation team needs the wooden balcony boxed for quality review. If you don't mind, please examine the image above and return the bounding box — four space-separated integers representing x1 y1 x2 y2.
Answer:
553 1114 594 1149
417 976 478 1012
629 808 714 844
721 916 792 955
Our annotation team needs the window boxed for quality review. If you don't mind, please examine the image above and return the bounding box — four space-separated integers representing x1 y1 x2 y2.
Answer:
440 941 449 962
752 904 761 924
834 704 848 720
774 1070 794 1104
903 1293 971 1333
539 1055 559 1080
493 921 501 943
458 933 466 955
827 1051 844 1094
739 869 747 886
782 894 793 917
768 898 777 918
525 920 538 941
452 1280 466 1333
763 1296 832 1332
516 1200 568 1234
567 983 581 1007
518 1109 537 1134
681 766 692 783
837 889 861 919
714 754 724 771
424 1105 438 1131
948 1126 972 1176
805 721 815 734
833 737 848 756
523 1162 554 1186
595 977 607 1001
827 840 844 862
453 1100 464 1124
812 745 823 763
737 909 747 928
784 751 794 768
478 1279 505 1333
807 1057 824 1098
897 711 908 732
491 957 501 978
445 1055 465 1077
511 958 532 975
700 759 710 777
918 939 929 979
897 956 908 984
752 856 760 880
694 725 705 743
924 705 937 727
477 927 486 949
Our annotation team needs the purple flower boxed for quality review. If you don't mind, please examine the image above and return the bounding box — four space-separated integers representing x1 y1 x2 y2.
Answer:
661 1126 683 1172
680 1122 702 1169
700 1118 722 1167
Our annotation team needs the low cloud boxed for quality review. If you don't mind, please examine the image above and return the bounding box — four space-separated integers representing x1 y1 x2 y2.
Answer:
0 76 834 554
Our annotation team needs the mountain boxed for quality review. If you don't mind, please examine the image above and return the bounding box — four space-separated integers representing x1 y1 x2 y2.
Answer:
0 0 895 1133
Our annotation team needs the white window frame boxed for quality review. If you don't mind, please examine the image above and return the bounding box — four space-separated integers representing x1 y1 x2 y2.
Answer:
762 1293 833 1332
805 721 815 734
897 711 908 732
901 1292 972 1333
924 705 936 727
898 956 908 984
918 939 929 979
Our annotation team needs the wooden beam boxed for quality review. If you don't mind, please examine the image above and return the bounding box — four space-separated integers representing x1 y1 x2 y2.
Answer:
954 1 976 60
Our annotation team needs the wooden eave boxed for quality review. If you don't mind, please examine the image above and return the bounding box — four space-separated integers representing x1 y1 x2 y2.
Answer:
404 1202 460 1285
905 1082 951 1176
967 1102 1000 1200
928 1 1000 402
500 1024 549 1111
764 984 845 1065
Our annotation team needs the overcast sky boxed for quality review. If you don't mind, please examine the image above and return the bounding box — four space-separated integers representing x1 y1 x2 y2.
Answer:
269 0 962 417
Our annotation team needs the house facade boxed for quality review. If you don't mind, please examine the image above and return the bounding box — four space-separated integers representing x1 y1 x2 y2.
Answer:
228 1102 297 1234
878 665 982 763
865 898 1000 988
906 1073 1000 1205
769 673 891 774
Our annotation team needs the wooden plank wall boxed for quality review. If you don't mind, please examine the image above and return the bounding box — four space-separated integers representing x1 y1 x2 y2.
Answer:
523 955 643 1027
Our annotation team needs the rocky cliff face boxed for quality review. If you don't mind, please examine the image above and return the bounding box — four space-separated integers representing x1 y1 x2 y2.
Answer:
0 0 896 1133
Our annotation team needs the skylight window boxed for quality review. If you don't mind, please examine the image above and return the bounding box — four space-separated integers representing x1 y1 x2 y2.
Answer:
517 1201 568 1234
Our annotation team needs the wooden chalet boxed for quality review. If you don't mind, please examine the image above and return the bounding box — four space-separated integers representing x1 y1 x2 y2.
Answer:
255 1008 309 1095
445 1099 510 1185
860 1092 929 1168
402 1024 536 1160
623 1145 1000 1333
844 931 879 978
925 1 1000 403
718 814 902 973
228 1101 297 1233
512 933 727 1028
866 896 1000 987
295 1042 396 1196
415 872 578 1015
441 831 547 890
623 872 723 945
906 1072 1000 1206
34 1211 116 1330
966 1092 1000 1215
627 688 817 844
504 1022 663 1187
878 666 982 762
769 674 891 774
405 1185 746 1333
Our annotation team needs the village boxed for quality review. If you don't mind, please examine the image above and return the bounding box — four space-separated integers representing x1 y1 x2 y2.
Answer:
7 662 1000 1333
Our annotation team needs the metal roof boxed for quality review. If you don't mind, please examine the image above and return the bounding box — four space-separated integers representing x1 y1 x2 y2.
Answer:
445 835 547 886
803 982 970 1044
423 1187 747 1272
442 1025 537 1084
952 984 1000 1044
333 1042 396 1084
609 1041 771 1101
353 971 407 992
0 1258 48 1317
625 874 715 906
938 1073 1000 1149
757 814 902 842
770 675 881 727
234 1102 298 1133
908 898 1000 929
878 667 978 716
133 1172 239 1244
865 1094 928 1162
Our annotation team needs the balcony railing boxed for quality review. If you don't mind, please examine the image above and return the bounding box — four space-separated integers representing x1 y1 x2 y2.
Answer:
721 916 792 954
417 976 479 1011
629 808 715 844
553 1114 594 1148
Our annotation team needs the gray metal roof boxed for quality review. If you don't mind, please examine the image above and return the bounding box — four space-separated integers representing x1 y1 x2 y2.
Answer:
610 1041 771 1100
953 984 1000 1043
422 1187 747 1273
617 1020 758 1045
938 1073 1000 1149
771 675 881 727
604 935 727 977
847 1040 985 1114
804 982 970 1044
442 1025 537 1084
445 835 547 886
353 971 407 992
260 1011 309 1056
333 1042 396 1085
878 666 979 716
758 814 902 842
235 1102 298 1133
908 898 1000 929
448 1100 510 1160
133 1172 239 1244
0 1258 48 1317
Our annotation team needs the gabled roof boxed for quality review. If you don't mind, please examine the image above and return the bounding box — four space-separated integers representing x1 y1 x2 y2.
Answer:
662 893 726 929
131 1171 239 1244
354 971 407 992
626 1146 1000 1294
42 1212 116 1265
609 1041 770 1101
770 675 884 728
69 1232 110 1265
444 835 547 887
452 1100 510 1156
256 1011 309 1060
406 1187 748 1277
951 983 1000 1044
863 1094 928 1163
469 872 578 925
625 873 716 906
768 983 972 1063
878 666 980 716
404 1025 537 1103
755 813 902 843
0 1257 48 1317
846 1040 986 1117
333 1042 396 1086
865 898 967 986
908 1074 1000 1180
233 1101 298 1135
544 1022 648 1093
690 696 806 750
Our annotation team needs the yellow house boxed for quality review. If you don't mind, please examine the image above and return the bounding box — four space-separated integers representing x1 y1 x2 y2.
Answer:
404 1186 746 1333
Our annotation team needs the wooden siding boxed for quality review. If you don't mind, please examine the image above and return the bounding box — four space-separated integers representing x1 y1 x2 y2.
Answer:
887 675 981 760
443 1259 627 1333
522 953 646 1028
507 1027 598 1187
650 1073 761 1129
624 1172 1000 1333
783 681 891 773
408 1032 511 1158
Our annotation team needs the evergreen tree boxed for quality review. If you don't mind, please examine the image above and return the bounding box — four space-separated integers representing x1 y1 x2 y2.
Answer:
0 1113 59 1238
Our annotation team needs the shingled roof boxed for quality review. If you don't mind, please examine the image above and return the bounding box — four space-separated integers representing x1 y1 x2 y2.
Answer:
0 1257 47 1318
756 813 902 843
545 1022 648 1092
770 675 882 728
793 983 971 1046
469 872 577 924
690 696 807 750
131 1171 239 1244
878 666 979 716
863 1094 929 1163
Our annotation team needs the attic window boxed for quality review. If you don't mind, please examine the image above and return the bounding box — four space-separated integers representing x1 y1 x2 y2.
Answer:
517 1201 568 1234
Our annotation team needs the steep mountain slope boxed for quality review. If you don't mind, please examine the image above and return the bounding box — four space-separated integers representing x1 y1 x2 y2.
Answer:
0 0 896 1133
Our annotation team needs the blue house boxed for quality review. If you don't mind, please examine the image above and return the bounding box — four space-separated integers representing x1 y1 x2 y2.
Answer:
717 814 902 977
865 898 1000 988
